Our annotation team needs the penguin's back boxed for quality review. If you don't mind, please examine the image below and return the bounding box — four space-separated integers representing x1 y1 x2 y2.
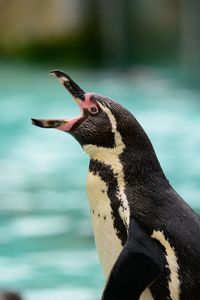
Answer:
130 183 200 300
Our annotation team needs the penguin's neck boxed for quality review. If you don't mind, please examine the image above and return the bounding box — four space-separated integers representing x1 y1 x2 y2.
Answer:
84 141 165 187
122 146 166 184
84 143 124 171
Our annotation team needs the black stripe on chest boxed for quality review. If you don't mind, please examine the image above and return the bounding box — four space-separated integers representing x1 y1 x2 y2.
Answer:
89 159 127 246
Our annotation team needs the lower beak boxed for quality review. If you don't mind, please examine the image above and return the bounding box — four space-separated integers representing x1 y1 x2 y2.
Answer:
31 118 68 129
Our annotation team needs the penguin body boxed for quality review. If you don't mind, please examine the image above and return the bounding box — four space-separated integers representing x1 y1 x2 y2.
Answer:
32 71 200 300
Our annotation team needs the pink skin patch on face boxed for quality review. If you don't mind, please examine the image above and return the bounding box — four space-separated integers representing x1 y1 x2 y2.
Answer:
57 116 82 131
57 93 98 132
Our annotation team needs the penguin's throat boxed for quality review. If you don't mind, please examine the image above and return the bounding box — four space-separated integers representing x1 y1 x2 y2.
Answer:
83 144 122 160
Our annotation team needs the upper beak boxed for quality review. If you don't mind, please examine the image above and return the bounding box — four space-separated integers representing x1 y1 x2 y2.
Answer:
50 70 85 100
32 70 85 130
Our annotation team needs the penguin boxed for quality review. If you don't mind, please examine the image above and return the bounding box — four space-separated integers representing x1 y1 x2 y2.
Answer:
32 71 200 300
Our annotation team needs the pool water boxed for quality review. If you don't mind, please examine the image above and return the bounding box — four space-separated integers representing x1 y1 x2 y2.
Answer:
0 63 200 300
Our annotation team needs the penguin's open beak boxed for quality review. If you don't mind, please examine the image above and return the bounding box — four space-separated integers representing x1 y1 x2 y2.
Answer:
32 70 86 132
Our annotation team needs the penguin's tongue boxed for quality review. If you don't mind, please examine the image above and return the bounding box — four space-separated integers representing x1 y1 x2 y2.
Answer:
32 70 86 131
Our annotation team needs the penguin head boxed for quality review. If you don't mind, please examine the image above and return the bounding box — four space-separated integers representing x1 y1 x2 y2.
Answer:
32 71 151 155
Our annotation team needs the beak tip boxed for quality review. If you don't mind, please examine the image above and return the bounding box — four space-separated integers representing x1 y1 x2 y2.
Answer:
31 118 44 128
49 70 57 77
31 118 37 125
49 70 66 78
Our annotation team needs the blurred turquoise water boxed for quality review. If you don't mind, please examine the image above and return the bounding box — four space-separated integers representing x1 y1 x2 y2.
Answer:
0 63 200 300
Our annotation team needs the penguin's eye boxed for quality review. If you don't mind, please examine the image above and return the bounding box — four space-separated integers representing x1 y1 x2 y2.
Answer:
88 106 99 115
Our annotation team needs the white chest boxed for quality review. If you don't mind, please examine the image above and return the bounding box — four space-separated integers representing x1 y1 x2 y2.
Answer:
86 171 123 278
86 171 154 300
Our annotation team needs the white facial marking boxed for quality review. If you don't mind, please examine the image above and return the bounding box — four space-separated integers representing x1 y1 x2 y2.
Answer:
84 103 130 228
151 230 180 300
87 172 123 277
